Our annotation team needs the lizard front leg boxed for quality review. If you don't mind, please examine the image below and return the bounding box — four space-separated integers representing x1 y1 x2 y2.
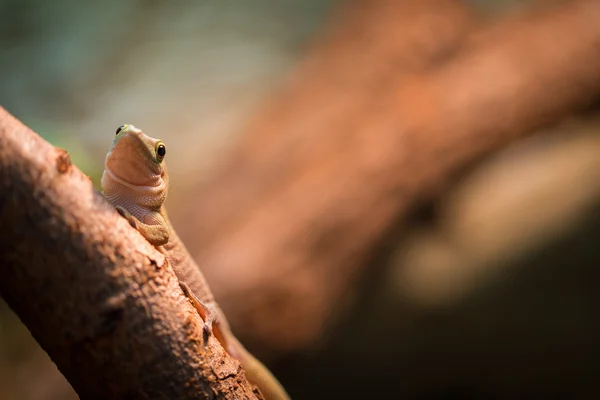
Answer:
115 206 169 246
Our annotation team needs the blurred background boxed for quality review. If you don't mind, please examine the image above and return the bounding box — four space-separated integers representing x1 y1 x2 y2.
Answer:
1 0 600 398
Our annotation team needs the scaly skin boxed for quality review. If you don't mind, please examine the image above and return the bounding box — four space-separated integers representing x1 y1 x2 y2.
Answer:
101 124 290 400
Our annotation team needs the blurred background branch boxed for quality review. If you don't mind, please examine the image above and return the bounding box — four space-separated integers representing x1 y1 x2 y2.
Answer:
182 0 600 353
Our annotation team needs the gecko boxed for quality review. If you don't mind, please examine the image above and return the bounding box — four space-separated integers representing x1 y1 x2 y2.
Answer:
101 124 290 400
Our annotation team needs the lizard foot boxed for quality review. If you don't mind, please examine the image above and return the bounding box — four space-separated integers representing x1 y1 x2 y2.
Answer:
179 282 218 342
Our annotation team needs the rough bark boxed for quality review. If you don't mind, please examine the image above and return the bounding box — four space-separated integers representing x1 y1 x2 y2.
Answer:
177 0 600 353
0 107 261 399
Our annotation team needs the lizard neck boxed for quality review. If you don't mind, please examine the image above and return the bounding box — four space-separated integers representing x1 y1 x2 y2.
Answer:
101 166 168 213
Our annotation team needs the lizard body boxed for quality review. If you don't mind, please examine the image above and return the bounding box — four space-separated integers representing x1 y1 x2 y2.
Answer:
101 124 290 400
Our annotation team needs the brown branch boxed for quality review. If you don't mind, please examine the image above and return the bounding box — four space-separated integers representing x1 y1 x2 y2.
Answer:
0 107 261 399
177 0 600 354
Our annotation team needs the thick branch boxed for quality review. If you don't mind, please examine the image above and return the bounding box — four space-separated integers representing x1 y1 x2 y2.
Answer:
0 107 260 399
178 0 600 353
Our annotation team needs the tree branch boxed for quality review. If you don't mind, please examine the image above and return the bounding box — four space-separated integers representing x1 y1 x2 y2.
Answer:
0 107 261 399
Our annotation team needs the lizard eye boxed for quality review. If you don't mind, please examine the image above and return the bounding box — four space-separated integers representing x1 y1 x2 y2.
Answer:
156 142 166 162
116 125 125 135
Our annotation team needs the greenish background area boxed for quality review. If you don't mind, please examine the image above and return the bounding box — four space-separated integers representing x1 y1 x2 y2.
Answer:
0 0 519 187
0 0 341 188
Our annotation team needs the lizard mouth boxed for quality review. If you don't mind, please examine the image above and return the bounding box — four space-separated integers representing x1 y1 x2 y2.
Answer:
103 165 165 193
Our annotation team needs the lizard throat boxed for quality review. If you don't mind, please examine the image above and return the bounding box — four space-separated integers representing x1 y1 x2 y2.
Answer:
102 166 167 210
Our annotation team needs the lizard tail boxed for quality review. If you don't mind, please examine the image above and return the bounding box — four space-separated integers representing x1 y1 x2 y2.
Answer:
227 336 291 400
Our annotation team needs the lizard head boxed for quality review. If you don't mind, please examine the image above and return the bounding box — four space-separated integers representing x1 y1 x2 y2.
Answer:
103 124 167 187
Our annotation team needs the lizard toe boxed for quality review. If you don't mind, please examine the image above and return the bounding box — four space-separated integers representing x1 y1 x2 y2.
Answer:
202 322 213 338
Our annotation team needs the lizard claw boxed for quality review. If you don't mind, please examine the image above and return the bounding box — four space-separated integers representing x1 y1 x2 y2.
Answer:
200 302 218 338
202 321 213 338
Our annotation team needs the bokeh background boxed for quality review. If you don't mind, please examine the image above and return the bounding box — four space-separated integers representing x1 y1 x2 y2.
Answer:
1 0 600 398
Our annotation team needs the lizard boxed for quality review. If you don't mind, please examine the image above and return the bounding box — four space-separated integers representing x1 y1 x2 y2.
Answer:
101 124 290 400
